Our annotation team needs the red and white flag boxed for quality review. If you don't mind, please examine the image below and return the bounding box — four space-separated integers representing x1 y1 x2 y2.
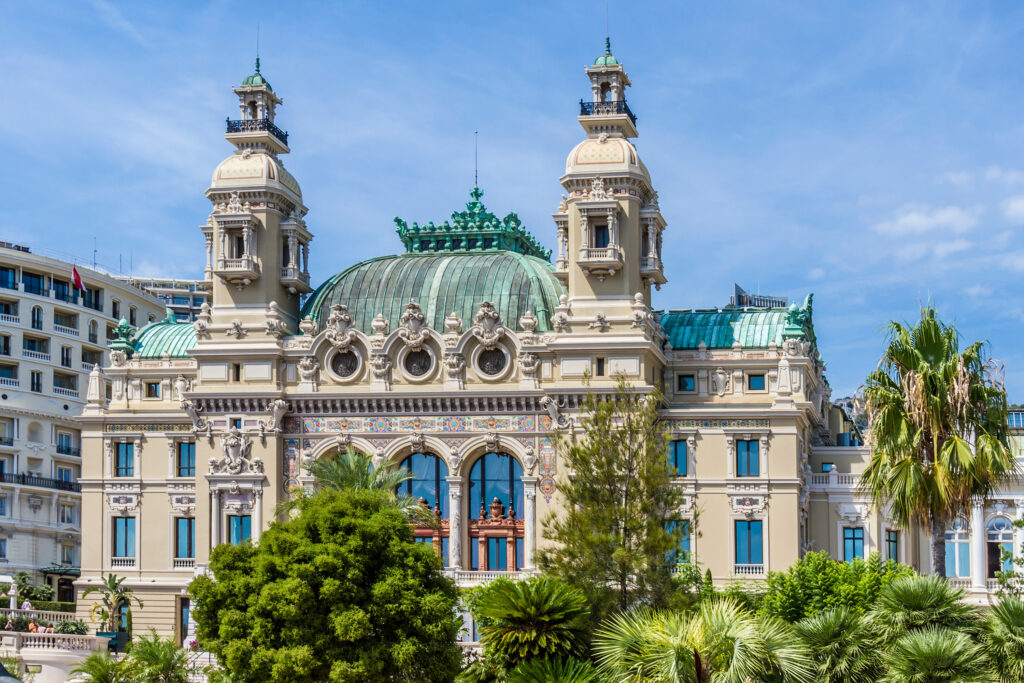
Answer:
71 265 85 292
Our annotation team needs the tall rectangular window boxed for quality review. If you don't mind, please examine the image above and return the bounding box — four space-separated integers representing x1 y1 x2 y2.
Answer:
30 371 41 393
59 503 74 524
843 527 865 561
177 442 195 477
175 517 195 559
56 466 72 482
886 529 899 562
61 545 74 565
736 439 760 477
735 520 763 566
669 440 687 476
113 517 135 557
179 598 190 646
228 515 251 545
0 496 6 516
60 347 72 368
487 537 507 571
0 539 6 559
116 443 133 477
667 520 691 564
593 224 610 248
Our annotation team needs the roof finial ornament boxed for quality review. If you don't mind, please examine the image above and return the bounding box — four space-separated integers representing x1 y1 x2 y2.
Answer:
255 21 261 72
605 35 612 55
474 130 479 190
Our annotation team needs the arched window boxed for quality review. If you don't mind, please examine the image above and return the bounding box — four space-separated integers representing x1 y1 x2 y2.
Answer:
30 306 42 330
88 320 98 343
398 452 449 566
987 516 1015 577
468 452 524 572
945 518 970 578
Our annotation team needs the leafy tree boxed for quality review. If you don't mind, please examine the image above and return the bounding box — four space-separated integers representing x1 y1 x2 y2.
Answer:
127 629 190 683
537 379 685 622
459 576 589 681
867 574 979 642
794 608 883 683
71 650 131 683
82 573 144 632
593 600 815 683
883 627 993 683
979 596 1024 683
759 551 913 621
505 657 600 683
190 488 461 683
861 307 1016 576
304 447 437 527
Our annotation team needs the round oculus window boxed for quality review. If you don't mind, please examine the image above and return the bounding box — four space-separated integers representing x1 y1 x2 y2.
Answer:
330 350 359 378
477 348 507 376
404 349 433 377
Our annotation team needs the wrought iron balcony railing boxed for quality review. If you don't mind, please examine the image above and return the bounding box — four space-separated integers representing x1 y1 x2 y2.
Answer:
0 472 80 492
226 118 289 145
56 443 81 456
579 99 637 125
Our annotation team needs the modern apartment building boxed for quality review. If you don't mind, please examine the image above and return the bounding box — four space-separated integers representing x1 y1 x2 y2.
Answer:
0 243 163 598
119 278 210 323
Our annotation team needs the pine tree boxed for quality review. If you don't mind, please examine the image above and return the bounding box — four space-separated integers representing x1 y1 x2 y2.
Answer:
537 379 685 623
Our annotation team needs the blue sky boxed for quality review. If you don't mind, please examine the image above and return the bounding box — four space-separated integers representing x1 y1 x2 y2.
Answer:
2 1 1023 399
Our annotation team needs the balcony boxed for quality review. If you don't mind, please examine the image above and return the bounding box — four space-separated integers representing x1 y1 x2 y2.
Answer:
56 443 81 457
226 117 289 145
280 266 312 293
53 324 78 337
579 99 637 126
640 256 667 285
53 386 78 399
0 472 81 492
0 436 11 447
173 558 195 569
110 557 135 568
22 349 50 362
577 246 623 279
0 377 17 388
213 256 259 285
22 283 48 297
733 564 764 576
0 314 18 325
442 569 526 587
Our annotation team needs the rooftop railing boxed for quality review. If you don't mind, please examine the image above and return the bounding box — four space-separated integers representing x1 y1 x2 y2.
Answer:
226 117 289 145
579 99 637 125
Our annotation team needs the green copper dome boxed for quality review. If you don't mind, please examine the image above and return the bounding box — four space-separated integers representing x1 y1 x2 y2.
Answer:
241 57 272 91
594 37 619 66
302 189 564 332
131 310 197 359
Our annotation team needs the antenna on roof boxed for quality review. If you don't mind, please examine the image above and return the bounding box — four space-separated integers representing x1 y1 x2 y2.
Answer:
474 130 479 188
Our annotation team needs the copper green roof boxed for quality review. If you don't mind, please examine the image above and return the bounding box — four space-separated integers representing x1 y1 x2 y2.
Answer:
131 311 197 359
594 37 619 66
660 295 815 350
395 187 550 260
241 57 272 91
302 251 565 333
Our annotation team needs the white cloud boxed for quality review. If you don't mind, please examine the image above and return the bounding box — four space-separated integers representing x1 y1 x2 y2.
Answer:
943 171 972 186
1003 251 1024 272
88 0 146 46
965 284 992 298
985 166 1024 185
1002 196 1024 224
873 205 980 236
808 267 825 280
933 239 971 258
994 230 1014 248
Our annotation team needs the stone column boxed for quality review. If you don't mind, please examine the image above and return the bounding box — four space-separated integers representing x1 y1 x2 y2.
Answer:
210 489 220 547
446 477 462 570
242 227 252 260
287 236 298 270
252 488 263 542
302 243 310 275
971 501 986 591
647 223 657 258
523 476 538 571
1015 499 1024 570
608 208 618 249
204 235 213 279
218 231 226 268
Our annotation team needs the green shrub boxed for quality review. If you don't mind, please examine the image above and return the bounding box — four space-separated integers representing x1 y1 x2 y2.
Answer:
55 619 89 635
34 600 76 613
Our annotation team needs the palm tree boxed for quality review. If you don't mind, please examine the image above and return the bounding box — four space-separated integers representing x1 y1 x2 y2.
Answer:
868 575 979 642
473 576 590 666
861 307 1015 576
71 650 130 683
883 627 994 683
82 573 144 633
506 657 600 683
979 596 1024 683
126 629 190 683
794 607 883 683
593 599 815 683
305 447 437 527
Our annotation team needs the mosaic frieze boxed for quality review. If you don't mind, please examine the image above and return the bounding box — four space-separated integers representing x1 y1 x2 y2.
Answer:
671 419 770 430
283 439 299 488
298 414 542 435
539 438 556 477
106 423 191 433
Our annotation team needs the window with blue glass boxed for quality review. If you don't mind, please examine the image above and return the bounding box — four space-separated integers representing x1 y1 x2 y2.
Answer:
228 515 251 545
177 442 195 477
821 462 834 473
677 374 695 392
669 440 687 476
667 520 691 564
175 517 194 559
118 603 129 632
886 529 899 562
735 520 763 566
747 374 766 391
843 527 864 561
736 439 759 477
113 517 135 557
399 452 449 517
469 452 524 571
115 442 133 477
988 517 1015 577
593 224 610 248
469 452 523 520
945 519 971 578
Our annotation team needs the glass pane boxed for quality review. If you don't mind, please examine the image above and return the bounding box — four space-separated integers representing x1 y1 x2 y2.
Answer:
441 537 449 568
1003 542 1014 572
470 539 479 570
958 541 970 577
487 538 507 571
469 453 523 519
401 453 449 518
750 521 763 564
515 537 524 571
126 518 135 557
735 521 748 564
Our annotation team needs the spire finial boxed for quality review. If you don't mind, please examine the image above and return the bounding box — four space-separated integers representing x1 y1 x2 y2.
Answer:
255 22 261 72
605 36 611 54
474 130 479 189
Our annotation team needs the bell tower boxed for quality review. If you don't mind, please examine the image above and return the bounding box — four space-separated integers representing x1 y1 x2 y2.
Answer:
199 58 313 339
552 40 666 331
